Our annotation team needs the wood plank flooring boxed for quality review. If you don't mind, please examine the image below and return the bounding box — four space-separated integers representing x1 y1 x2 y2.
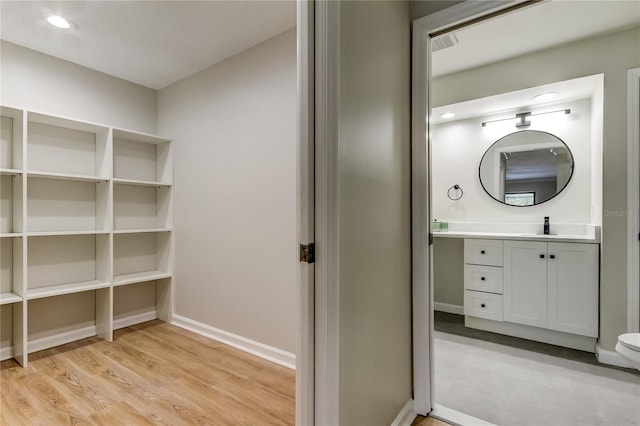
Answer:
412 416 450 426
0 320 295 425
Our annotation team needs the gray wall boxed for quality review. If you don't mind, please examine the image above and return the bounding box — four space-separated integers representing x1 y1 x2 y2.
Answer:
433 238 464 307
411 0 463 20
338 2 413 424
432 26 640 350
0 41 157 134
157 30 297 353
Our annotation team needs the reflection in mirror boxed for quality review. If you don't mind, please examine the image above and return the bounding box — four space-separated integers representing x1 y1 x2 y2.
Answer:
479 130 574 206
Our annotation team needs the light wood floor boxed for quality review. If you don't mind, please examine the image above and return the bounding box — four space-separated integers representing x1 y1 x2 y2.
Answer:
412 416 450 426
0 320 295 425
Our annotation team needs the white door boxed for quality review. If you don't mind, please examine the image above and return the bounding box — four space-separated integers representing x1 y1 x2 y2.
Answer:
547 243 599 337
504 240 548 328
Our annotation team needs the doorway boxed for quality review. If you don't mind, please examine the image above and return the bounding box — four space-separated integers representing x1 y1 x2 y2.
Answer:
412 1 640 424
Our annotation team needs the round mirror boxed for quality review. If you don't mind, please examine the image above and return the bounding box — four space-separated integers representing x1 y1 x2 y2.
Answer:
479 130 574 206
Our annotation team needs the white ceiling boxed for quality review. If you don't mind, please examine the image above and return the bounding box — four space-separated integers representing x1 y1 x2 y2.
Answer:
0 1 637 91
0 1 296 90
432 0 640 77
431 74 602 125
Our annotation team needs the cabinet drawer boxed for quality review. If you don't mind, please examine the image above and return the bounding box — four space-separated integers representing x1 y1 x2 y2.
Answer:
464 290 503 322
464 239 503 266
465 265 503 294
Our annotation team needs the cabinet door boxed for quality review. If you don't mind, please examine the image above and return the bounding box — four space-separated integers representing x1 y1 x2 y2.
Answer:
504 240 548 328
547 243 599 337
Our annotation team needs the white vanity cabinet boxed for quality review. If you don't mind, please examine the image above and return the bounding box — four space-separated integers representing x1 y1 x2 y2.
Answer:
503 240 599 337
503 241 549 328
463 237 600 349
546 242 599 337
463 239 504 321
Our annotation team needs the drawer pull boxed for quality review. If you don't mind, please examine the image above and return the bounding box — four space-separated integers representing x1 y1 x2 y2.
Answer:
550 254 556 259
481 250 486 254
540 254 545 259
481 277 486 281
481 303 486 308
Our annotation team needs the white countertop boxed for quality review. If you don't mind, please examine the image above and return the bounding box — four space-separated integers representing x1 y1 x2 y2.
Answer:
433 230 599 243
431 222 600 243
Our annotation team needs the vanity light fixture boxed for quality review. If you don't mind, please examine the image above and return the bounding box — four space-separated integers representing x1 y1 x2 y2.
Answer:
441 112 456 119
47 15 71 29
532 92 559 103
481 108 571 128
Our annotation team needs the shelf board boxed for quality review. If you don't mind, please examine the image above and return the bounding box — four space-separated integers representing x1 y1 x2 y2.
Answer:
27 170 108 183
0 168 22 176
27 280 110 300
113 178 172 187
113 228 172 234
0 233 22 238
27 230 109 237
0 292 22 305
114 270 172 287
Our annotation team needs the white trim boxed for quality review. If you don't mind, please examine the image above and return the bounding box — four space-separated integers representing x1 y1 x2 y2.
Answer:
0 346 13 361
391 399 418 426
596 344 632 369
296 0 315 425
431 404 497 426
29 325 97 354
113 311 157 330
628 67 640 333
411 0 526 416
171 315 295 370
314 0 341 424
434 302 464 315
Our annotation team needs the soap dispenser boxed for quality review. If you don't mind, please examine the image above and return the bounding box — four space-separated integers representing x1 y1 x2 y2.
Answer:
543 216 550 235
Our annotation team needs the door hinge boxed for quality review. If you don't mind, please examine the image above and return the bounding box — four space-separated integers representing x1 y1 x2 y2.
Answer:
428 233 434 246
300 243 315 264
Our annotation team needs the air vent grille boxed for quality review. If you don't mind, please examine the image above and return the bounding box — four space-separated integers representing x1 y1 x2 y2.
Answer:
432 33 458 52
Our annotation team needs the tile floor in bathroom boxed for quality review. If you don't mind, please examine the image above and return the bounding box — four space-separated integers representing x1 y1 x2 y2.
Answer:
434 312 640 426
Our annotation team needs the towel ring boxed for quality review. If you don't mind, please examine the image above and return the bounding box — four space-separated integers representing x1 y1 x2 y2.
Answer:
447 184 463 201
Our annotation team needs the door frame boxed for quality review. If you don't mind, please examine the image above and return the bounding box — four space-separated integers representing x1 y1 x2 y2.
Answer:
296 0 316 424
411 0 536 415
309 0 341 425
628 67 640 333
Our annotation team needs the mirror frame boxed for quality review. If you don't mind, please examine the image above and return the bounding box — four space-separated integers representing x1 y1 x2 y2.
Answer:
478 129 575 207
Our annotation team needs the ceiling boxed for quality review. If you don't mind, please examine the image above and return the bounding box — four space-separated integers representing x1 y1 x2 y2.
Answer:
0 1 296 90
0 1 637 91
432 0 640 77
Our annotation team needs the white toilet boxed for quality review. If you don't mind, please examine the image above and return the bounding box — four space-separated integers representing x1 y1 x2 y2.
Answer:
616 333 640 370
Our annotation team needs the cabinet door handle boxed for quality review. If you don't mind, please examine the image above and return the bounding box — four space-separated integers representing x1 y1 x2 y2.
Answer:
540 254 545 259
480 250 486 254
550 254 555 259
481 303 486 308
481 277 486 281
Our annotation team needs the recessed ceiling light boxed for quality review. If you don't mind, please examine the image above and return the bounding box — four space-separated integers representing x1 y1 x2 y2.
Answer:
532 92 558 103
441 112 455 119
47 15 71 29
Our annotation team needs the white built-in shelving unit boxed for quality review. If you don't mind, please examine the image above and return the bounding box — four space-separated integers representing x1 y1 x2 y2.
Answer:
0 106 174 367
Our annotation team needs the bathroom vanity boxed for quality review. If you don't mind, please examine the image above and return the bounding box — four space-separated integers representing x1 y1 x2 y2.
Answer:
435 229 600 352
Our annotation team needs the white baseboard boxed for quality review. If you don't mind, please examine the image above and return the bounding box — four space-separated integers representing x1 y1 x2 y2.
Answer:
114 311 158 330
0 346 13 361
391 399 417 426
434 302 464 315
596 344 632 368
431 404 496 426
171 315 296 370
29 325 97 354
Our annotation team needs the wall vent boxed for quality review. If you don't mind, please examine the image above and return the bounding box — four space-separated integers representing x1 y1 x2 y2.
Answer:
432 33 458 52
